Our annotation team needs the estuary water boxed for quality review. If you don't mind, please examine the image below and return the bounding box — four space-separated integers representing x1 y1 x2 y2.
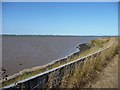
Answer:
2 36 99 76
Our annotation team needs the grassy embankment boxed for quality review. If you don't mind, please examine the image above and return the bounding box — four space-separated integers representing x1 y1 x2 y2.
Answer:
60 37 118 88
1 37 118 88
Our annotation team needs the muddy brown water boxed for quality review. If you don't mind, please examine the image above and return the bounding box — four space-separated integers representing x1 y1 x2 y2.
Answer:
2 36 100 76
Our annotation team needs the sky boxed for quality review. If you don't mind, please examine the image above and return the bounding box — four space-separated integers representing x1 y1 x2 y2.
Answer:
2 2 118 35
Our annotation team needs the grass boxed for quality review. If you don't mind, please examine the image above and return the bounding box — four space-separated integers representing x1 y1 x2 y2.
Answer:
1 37 118 88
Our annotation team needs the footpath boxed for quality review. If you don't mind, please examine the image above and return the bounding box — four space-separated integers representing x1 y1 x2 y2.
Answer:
85 54 118 88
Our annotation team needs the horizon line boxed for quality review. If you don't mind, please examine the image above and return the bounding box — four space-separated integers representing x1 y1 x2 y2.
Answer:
0 34 118 37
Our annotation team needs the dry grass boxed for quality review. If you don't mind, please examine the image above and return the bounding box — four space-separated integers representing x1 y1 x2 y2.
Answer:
60 38 118 88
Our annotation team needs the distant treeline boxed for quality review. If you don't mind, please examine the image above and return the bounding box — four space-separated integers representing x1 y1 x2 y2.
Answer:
0 34 116 37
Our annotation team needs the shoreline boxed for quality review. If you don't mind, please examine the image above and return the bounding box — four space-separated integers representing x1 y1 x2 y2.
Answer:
1 41 92 83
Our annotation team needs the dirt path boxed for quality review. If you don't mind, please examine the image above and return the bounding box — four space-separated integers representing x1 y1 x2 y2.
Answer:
86 54 118 88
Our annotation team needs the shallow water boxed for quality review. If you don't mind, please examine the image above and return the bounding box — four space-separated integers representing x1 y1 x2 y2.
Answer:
2 36 99 76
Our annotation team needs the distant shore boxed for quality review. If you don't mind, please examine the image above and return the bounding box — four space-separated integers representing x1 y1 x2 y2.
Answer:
1 34 116 37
